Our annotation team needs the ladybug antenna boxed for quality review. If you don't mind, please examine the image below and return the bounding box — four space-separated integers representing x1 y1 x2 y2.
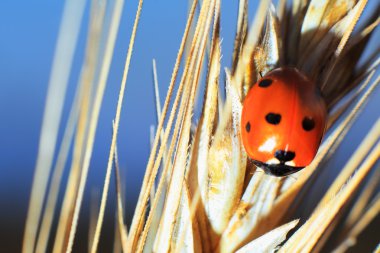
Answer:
259 71 263 78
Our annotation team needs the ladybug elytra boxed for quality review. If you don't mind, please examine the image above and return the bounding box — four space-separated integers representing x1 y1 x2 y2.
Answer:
241 67 327 177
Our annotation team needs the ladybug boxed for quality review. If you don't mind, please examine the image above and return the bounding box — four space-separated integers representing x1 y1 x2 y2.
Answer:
241 67 327 177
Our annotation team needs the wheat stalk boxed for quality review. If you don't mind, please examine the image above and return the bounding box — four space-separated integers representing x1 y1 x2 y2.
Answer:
23 0 379 252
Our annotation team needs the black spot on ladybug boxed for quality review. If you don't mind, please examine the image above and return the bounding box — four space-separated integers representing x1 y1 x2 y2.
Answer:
245 121 251 132
275 150 295 162
258 79 272 87
302 117 315 131
265 113 281 125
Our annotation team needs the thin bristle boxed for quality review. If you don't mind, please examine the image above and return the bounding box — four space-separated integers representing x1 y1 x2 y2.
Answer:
148 1 217 251
344 168 380 230
231 0 248 74
89 0 143 251
321 0 369 90
88 190 100 252
35 70 82 253
233 0 270 96
114 140 128 252
22 0 86 252
319 76 380 206
333 193 380 253
36 1 107 252
127 1 198 249
176 2 222 251
58 0 126 251
152 59 169 182
52 0 109 248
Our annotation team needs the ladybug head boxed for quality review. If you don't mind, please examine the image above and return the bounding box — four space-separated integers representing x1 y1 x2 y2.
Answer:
241 68 327 177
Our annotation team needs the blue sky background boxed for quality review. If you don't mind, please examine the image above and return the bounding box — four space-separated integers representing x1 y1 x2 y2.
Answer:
0 0 379 252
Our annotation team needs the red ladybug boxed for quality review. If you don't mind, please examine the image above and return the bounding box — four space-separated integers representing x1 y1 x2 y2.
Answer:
241 67 327 177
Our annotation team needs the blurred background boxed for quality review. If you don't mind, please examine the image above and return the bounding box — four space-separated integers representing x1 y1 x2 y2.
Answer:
0 0 379 252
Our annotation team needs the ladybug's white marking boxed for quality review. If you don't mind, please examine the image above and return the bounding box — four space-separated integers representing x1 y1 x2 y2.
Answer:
266 158 280 165
285 161 295 167
258 137 277 153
